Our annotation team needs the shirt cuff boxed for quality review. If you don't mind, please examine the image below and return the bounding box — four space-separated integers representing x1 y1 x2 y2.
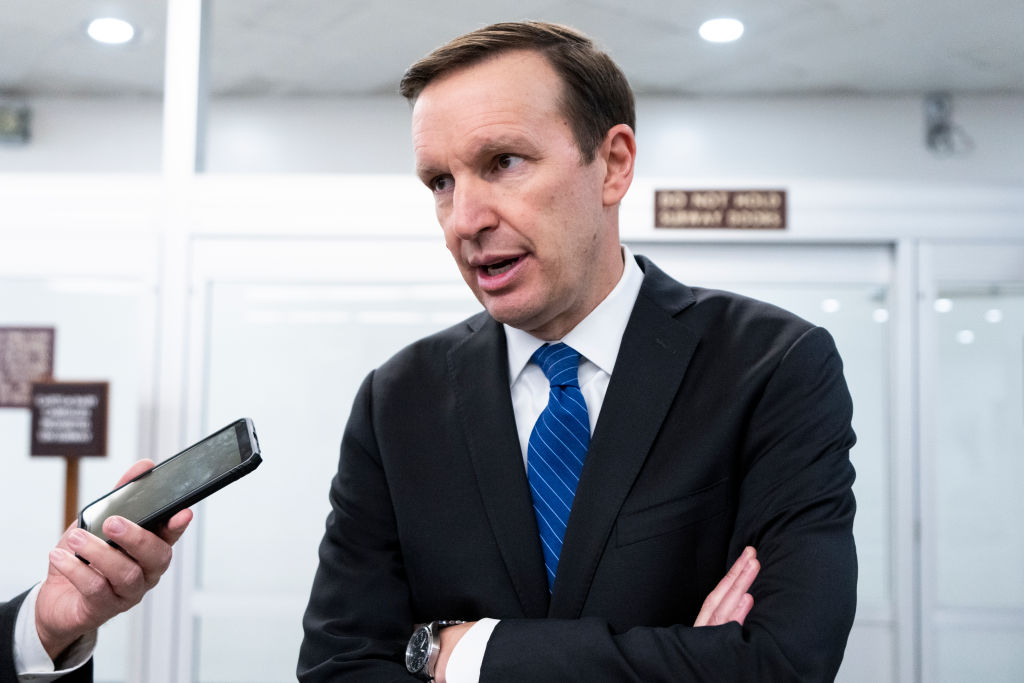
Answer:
14 583 97 682
444 618 499 683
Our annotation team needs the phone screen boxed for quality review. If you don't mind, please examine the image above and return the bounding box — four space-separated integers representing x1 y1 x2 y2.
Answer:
80 420 258 542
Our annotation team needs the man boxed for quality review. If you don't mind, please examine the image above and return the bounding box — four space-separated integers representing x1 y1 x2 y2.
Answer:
2 459 192 682
299 21 856 682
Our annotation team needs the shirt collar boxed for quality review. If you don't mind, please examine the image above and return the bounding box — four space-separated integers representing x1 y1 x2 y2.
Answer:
505 245 644 384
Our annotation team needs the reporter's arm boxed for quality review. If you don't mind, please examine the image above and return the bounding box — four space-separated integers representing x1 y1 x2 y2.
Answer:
12 584 94 681
35 459 192 661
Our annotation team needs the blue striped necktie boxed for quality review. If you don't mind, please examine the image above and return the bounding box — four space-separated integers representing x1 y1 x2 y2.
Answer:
527 343 590 592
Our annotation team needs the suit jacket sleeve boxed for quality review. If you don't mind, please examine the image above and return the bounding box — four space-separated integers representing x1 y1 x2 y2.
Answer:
298 370 421 682
1 591 94 683
480 325 857 682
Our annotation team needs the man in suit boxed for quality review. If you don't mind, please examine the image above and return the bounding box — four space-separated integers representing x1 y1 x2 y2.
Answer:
2 459 191 682
299 21 857 682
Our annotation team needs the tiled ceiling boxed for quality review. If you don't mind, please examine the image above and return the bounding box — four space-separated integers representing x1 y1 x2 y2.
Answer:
1 0 1022 98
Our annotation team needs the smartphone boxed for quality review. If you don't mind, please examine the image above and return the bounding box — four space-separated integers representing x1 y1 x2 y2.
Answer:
79 418 262 543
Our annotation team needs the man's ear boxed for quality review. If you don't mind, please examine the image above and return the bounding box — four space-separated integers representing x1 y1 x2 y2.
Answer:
600 124 637 207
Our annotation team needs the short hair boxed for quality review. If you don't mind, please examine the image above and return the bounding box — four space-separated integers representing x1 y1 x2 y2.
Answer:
399 21 635 164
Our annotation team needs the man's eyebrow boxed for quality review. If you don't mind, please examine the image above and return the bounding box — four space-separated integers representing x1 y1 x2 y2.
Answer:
415 163 444 181
473 134 536 160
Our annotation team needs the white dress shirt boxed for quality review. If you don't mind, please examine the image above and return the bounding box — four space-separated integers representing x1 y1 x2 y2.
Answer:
446 246 644 682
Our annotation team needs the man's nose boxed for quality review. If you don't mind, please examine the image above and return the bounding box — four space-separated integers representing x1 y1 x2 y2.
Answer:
447 177 497 240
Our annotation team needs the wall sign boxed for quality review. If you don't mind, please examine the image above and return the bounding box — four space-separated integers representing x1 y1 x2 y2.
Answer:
655 190 787 230
30 382 109 457
0 326 55 408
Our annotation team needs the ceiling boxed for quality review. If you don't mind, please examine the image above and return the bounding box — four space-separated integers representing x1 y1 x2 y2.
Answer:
1 0 1022 99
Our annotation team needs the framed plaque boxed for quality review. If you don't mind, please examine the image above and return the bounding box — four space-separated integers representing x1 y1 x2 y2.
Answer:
0 326 55 408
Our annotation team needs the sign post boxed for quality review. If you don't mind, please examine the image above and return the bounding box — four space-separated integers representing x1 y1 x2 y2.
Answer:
30 382 110 529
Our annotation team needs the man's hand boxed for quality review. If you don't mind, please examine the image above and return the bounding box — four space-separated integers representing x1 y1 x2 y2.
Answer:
35 459 193 661
694 546 759 627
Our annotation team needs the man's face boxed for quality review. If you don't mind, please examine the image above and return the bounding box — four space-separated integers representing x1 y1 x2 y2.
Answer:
411 50 624 340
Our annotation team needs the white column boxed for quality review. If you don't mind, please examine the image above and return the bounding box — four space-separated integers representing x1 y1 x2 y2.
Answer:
140 1 209 682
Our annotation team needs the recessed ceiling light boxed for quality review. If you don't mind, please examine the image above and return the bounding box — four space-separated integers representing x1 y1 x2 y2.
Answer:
87 17 136 45
699 18 744 43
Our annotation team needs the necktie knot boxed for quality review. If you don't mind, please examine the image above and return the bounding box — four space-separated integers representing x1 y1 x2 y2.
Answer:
531 343 581 389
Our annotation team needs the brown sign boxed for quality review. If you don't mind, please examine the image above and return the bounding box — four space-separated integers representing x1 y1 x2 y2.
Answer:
30 382 109 457
655 190 787 230
0 327 55 408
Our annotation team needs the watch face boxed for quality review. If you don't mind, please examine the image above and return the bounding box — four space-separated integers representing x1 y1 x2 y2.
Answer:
405 626 431 673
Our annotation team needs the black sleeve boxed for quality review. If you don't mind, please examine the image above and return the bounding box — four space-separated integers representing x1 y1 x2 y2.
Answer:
297 371 420 682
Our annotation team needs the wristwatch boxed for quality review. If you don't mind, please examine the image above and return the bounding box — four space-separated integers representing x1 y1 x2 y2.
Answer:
405 620 466 680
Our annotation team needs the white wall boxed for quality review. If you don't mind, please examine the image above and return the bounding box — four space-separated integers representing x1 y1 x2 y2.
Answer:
2 93 1021 184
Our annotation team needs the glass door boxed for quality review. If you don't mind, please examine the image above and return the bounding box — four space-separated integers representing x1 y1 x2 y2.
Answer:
920 242 1024 683
178 237 481 682
0 233 160 683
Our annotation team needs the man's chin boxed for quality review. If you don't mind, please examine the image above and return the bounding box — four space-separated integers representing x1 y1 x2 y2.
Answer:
481 299 536 330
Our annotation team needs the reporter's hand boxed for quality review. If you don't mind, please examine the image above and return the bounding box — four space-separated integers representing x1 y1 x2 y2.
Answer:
35 459 194 660
694 546 759 627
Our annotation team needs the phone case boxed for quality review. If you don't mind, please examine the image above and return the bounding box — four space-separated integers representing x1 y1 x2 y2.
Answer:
78 418 262 539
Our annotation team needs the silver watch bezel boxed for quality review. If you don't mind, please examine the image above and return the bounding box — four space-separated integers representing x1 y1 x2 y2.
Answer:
405 621 440 679
405 620 467 680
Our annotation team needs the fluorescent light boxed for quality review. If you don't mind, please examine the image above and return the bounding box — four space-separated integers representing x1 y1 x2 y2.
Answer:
821 298 841 314
699 18 744 43
87 17 136 45
873 308 890 323
956 330 975 345
933 298 954 313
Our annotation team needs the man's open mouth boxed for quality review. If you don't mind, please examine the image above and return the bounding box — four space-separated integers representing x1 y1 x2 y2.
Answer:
482 256 521 277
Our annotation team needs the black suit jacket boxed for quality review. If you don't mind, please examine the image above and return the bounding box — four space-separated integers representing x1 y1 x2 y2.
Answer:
1 591 92 683
298 256 857 681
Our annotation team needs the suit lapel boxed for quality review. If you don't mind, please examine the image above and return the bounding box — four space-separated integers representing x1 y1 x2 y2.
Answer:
550 259 700 618
448 315 551 618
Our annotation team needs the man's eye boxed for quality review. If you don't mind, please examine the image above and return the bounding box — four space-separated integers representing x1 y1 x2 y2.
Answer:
430 175 454 193
496 154 524 170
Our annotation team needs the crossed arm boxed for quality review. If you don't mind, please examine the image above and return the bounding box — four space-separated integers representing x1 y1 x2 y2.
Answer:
436 547 761 682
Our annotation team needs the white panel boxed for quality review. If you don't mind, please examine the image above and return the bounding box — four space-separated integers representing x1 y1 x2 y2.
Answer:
0 276 157 683
920 241 1024 683
931 287 1024 608
935 625 1024 683
836 621 896 683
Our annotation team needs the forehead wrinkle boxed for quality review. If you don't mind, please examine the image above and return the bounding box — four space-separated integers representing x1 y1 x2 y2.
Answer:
411 51 569 177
